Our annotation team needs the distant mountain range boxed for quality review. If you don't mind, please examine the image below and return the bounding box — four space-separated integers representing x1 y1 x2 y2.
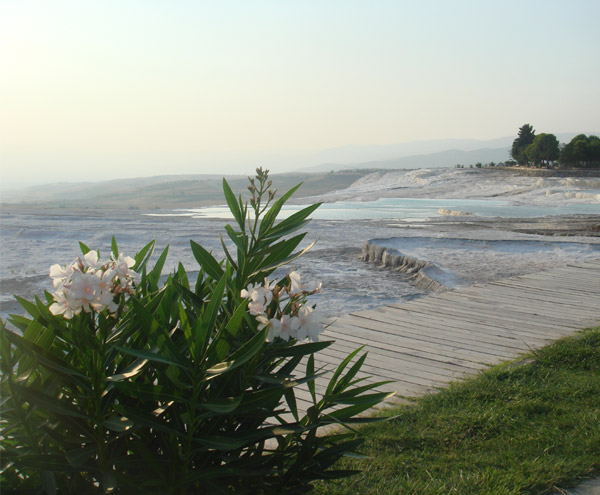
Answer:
298 133 586 172
305 147 511 172
0 171 370 209
2 133 596 207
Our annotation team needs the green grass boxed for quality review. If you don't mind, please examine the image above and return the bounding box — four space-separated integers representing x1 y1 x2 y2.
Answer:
314 327 600 495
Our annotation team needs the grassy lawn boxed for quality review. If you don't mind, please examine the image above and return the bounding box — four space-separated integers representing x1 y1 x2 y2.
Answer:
314 327 600 495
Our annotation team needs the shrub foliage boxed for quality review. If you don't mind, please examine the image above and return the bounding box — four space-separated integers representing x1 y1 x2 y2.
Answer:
0 170 392 494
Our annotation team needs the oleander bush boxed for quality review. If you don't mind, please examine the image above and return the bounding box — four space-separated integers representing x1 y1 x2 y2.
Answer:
0 169 392 494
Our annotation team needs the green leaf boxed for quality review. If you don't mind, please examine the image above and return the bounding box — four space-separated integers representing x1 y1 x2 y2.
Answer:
114 405 182 437
322 394 394 422
106 358 148 382
66 445 97 468
265 340 332 358
6 314 32 332
15 296 39 318
254 371 328 389
259 183 303 235
307 354 317 403
254 240 316 277
133 240 156 272
224 224 246 251
202 395 243 414
114 345 189 370
3 328 90 385
190 240 224 280
114 381 184 403
194 424 306 451
176 262 190 289
200 273 226 338
148 245 169 287
223 178 244 228
236 387 284 412
79 241 91 255
334 352 368 394
284 388 299 421
219 233 238 270
265 203 321 239
328 391 395 406
41 470 57 495
13 454 74 471
103 415 135 432
206 328 267 377
12 383 89 419
225 299 248 338
111 236 119 258
335 380 395 399
326 347 363 396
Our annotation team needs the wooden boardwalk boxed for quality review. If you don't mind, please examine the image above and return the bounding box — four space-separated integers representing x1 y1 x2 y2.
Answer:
298 258 600 411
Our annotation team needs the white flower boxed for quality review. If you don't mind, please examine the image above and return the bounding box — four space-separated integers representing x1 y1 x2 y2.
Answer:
256 314 270 330
49 291 77 319
49 262 74 289
241 279 276 316
295 305 324 342
278 314 300 341
112 253 138 285
288 271 302 294
83 251 103 269
288 270 322 295
49 248 137 319
68 270 102 313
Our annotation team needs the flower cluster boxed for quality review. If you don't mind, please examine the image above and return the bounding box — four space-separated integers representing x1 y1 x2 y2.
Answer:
49 251 139 319
241 270 324 342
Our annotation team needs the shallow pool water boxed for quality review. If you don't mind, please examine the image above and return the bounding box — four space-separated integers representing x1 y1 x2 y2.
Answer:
149 197 600 221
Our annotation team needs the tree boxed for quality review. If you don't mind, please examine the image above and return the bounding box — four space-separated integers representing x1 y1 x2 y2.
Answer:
511 124 536 165
560 134 600 168
525 133 560 167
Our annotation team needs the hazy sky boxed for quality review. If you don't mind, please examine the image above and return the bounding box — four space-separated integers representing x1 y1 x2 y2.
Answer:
1 0 599 187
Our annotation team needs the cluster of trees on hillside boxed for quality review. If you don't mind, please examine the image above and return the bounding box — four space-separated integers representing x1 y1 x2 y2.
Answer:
511 124 600 168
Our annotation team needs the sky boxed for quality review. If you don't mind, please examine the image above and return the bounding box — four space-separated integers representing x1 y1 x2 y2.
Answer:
1 0 599 187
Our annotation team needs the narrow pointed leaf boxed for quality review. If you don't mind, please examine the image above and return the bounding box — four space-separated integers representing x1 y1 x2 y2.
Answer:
202 395 243 414
223 178 244 228
79 241 91 255
206 328 266 376
326 347 363 396
133 240 156 271
260 183 302 234
111 237 119 258
191 240 224 280
265 203 321 239
12 383 88 419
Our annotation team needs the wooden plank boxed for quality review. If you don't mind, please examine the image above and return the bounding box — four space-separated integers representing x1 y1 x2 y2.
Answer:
392 297 582 334
317 346 453 388
343 312 522 356
493 270 600 287
458 284 599 310
434 290 598 322
375 305 558 345
338 315 517 360
480 284 600 311
492 276 600 292
374 304 564 341
324 338 471 380
323 327 487 371
431 291 589 328
385 300 574 337
491 280 600 298
323 327 486 373
288 259 600 419
352 310 541 355
325 319 505 365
